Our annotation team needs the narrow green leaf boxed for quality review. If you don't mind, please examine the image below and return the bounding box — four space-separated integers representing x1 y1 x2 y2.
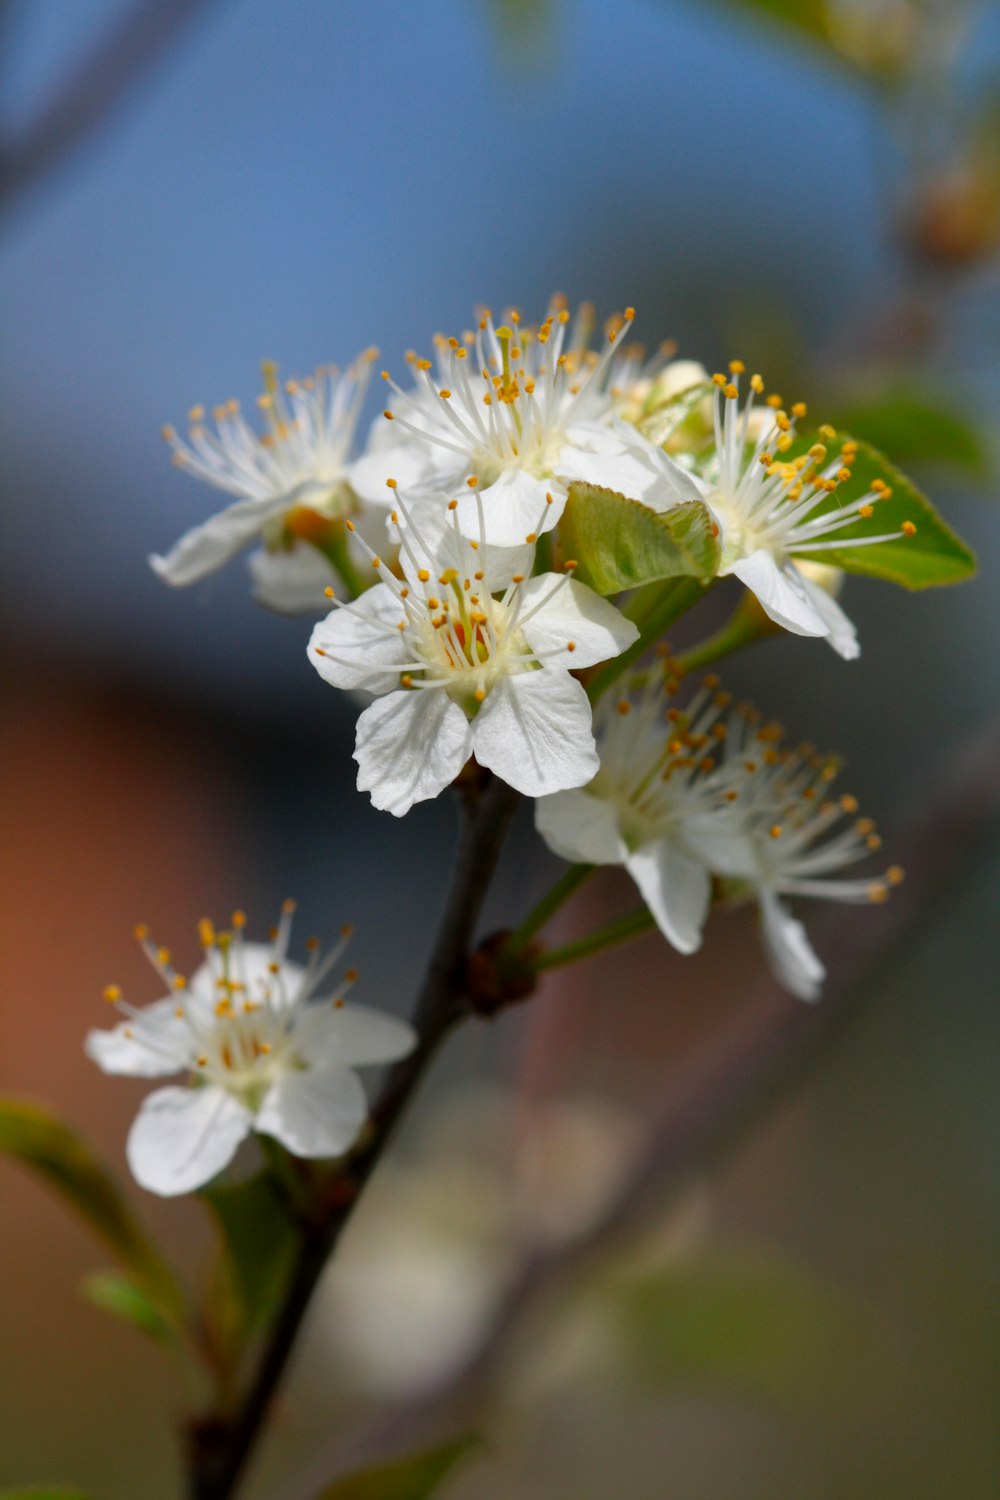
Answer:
200 1170 299 1335
558 483 720 596
826 389 992 484
0 1096 184 1323
314 1437 480 1500
81 1270 178 1347
794 437 977 588
611 1251 886 1407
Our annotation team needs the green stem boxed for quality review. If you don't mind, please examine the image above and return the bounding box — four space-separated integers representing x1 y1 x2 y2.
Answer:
506 863 594 952
313 528 369 599
535 905 654 971
673 592 779 677
588 577 704 704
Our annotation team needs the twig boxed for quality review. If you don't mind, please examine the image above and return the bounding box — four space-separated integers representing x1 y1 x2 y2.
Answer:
0 0 223 211
185 775 520 1500
313 719 1000 1484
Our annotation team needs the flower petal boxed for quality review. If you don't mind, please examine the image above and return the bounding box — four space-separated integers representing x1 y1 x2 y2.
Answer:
759 889 825 1001
728 549 827 638
518 575 639 670
149 491 299 587
248 543 337 615
472 671 598 797
625 840 711 954
308 584 410 693
126 1085 251 1196
347 438 443 505
298 1002 416 1068
455 468 562 549
256 1068 367 1158
355 689 474 816
534 788 627 866
85 1000 190 1078
795 567 860 660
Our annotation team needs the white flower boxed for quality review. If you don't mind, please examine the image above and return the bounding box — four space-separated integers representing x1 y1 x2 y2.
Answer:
151 353 384 590
247 541 339 614
351 300 663 549
535 667 738 953
537 672 902 998
689 707 904 1000
694 368 916 658
86 905 415 1196
307 487 639 816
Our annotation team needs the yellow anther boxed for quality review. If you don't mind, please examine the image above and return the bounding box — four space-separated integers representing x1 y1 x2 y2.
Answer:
198 919 215 948
383 409 394 420
566 640 577 652
617 700 631 715
902 520 916 536
712 372 727 387
791 402 807 419
859 504 874 519
887 865 905 886
103 985 122 1005
840 794 859 814
386 477 398 489
133 923 150 942
868 882 889 904
769 825 783 839
466 475 479 488
474 686 486 702
729 359 745 374
524 532 538 544
282 898 297 914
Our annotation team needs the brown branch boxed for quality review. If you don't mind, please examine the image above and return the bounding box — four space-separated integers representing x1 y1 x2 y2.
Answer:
185 774 520 1500
312 718 1000 1485
0 0 223 211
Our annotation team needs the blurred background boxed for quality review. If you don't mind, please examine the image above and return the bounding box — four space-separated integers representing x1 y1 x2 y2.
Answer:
1 1 998 1496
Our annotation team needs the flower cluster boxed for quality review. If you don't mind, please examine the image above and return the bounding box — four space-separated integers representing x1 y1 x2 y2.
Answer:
536 664 903 999
87 904 415 1194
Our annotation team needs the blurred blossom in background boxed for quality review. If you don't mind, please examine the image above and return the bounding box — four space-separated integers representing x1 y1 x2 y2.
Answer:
1 1 998 1496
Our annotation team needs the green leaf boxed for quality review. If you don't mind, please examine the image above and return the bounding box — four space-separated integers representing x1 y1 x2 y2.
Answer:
0 1489 96 1498
611 1251 886 1407
200 1170 299 1335
313 1437 480 1500
826 389 992 484
81 1270 178 1348
558 483 720 596
793 437 977 588
0 1096 184 1324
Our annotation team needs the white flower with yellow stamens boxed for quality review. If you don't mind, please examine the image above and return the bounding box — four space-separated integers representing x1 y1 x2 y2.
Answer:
536 673 902 997
535 667 740 953
151 352 384 594
86 905 415 1196
689 705 904 1000
307 484 639 816
351 300 665 549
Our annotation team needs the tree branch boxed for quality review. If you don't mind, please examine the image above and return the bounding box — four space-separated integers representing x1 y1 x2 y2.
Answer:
1 0 223 211
186 774 520 1500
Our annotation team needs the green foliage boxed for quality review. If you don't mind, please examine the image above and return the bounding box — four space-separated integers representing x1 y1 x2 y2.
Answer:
559 483 720 596
0 1096 185 1325
0 1490 96 1498
610 1251 886 1407
313 1438 480 1500
81 1270 178 1348
795 437 977 588
826 388 992 485
200 1170 300 1337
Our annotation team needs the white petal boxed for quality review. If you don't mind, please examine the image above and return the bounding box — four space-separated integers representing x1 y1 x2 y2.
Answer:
472 671 598 797
396 495 535 593
795 568 860 660
759 890 825 1001
560 422 707 512
308 585 410 693
298 1002 416 1068
248 543 336 615
535 788 627 866
347 440 441 505
126 1085 251 1196
728 549 828 638
256 1068 367 1158
355 689 474 816
85 1000 190 1077
455 468 562 549
149 491 299 587
625 841 711 954
518 575 639 670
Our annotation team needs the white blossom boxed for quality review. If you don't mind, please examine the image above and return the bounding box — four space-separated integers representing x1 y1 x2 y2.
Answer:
151 354 384 593
86 905 415 1195
351 300 666 549
536 671 902 997
308 486 638 816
